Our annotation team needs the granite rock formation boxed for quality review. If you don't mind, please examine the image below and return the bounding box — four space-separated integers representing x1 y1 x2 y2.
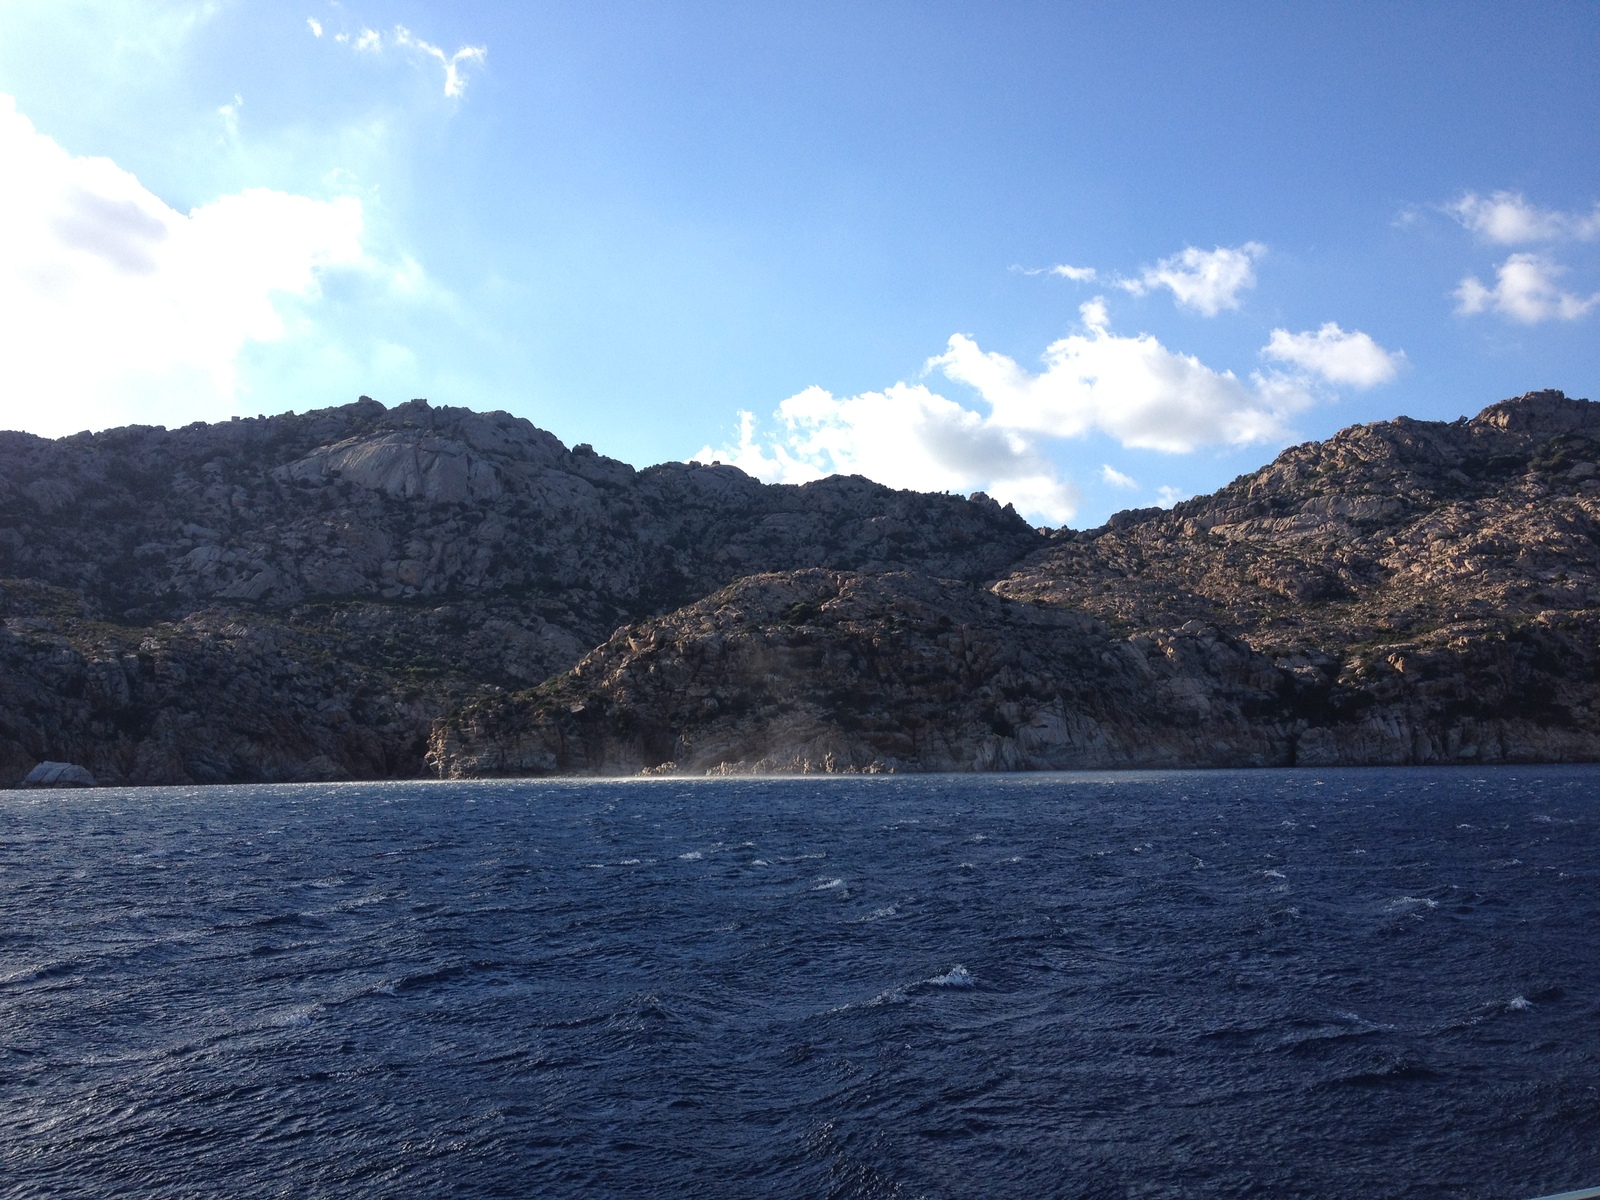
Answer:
0 397 1036 784
430 390 1600 776
7 388 1600 785
21 761 97 788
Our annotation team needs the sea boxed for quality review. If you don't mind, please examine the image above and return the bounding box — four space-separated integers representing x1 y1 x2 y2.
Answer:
2 767 1597 1199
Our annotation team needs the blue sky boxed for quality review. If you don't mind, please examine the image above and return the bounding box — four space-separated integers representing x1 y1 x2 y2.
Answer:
1 1 1597 526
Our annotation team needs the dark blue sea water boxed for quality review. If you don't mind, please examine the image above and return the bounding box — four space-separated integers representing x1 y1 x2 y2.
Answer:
2 768 1598 1199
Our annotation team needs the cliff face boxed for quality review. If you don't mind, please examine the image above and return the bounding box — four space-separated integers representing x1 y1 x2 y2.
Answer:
429 391 1600 776
0 580 434 784
0 397 1037 785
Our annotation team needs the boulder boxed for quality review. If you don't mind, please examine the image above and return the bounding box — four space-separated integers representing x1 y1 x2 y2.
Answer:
22 761 97 788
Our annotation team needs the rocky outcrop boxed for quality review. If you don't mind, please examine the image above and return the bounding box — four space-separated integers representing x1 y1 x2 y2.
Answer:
22 761 97 787
429 390 1600 776
426 569 1300 776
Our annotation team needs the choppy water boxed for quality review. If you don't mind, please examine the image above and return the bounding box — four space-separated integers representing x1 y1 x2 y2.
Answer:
2 768 1598 1199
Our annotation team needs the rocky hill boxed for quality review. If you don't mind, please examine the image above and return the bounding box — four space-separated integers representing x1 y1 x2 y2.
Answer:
7 389 1600 785
428 390 1600 776
0 397 1037 785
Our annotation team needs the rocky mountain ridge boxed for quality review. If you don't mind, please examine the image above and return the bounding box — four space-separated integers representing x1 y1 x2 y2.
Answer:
6 389 1600 785
429 390 1600 777
0 396 1035 785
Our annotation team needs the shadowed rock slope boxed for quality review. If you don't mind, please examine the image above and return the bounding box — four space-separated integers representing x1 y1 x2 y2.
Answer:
430 390 1600 776
0 397 1037 785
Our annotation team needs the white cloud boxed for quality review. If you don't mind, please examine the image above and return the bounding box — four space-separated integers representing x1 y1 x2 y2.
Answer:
697 301 1335 525
217 92 242 139
1117 242 1265 316
329 25 487 97
696 409 817 482
306 17 323 37
1447 191 1600 244
1078 296 1111 330
931 299 1308 453
1261 322 1404 387
1156 486 1186 508
1456 253 1599 323
324 23 486 97
1050 264 1098 282
391 26 487 98
0 92 389 436
694 386 1082 525
334 27 383 52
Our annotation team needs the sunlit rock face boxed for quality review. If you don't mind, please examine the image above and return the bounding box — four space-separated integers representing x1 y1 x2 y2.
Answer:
430 391 1600 778
276 431 509 505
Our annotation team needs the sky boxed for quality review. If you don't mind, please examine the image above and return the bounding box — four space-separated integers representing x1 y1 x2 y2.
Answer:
0 1 1597 528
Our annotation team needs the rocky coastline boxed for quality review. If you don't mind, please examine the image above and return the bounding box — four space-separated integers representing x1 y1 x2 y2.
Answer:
6 390 1600 784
